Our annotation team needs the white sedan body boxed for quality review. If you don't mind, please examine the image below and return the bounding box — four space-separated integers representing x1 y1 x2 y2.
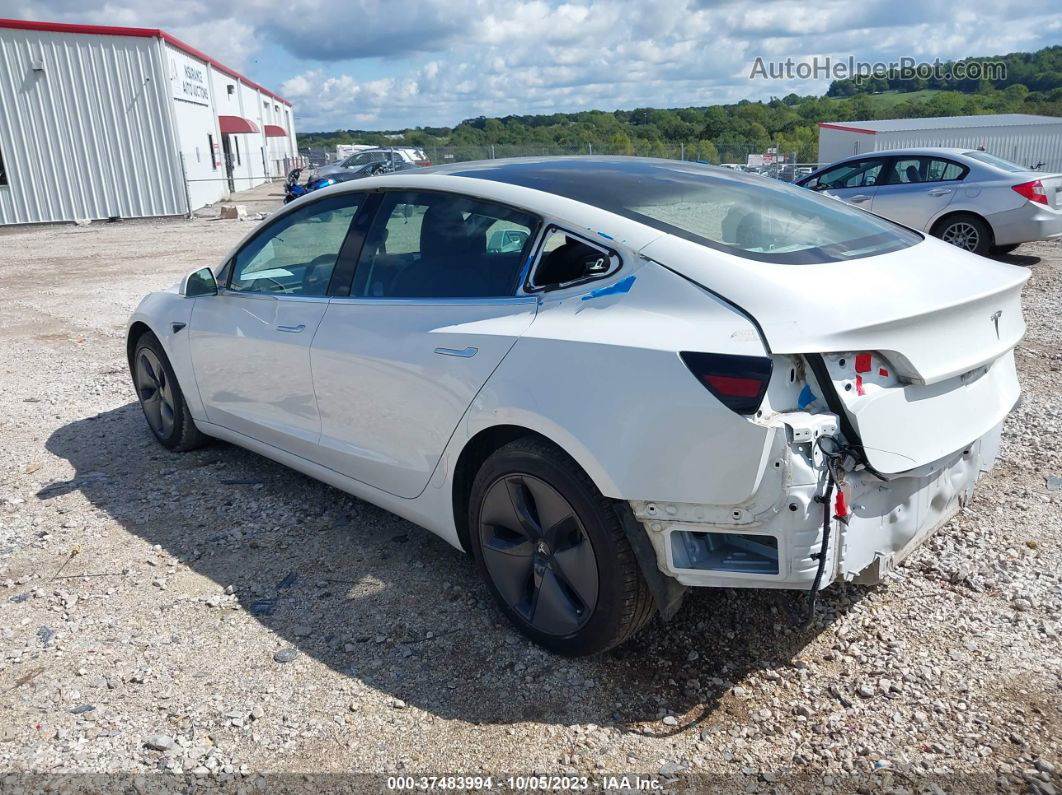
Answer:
128 158 1027 651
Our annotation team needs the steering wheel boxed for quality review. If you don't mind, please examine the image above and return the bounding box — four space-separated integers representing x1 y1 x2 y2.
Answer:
301 254 336 293
253 276 289 292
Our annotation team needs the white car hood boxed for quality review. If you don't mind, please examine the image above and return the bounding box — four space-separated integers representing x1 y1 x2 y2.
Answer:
640 234 1029 386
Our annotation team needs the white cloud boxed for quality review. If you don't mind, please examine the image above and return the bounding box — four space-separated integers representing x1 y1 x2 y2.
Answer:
0 0 1058 129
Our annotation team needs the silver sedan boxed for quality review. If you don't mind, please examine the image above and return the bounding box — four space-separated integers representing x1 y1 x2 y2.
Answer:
797 147 1062 255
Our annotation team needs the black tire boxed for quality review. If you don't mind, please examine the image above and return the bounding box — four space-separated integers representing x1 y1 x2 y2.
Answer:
131 331 209 451
469 437 654 656
990 243 1020 256
933 213 992 256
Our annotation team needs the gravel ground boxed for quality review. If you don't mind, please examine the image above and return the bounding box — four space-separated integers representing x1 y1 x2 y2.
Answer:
0 187 1059 792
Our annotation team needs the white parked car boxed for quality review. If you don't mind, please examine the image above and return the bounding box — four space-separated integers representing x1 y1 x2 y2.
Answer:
128 158 1027 655
797 148 1062 255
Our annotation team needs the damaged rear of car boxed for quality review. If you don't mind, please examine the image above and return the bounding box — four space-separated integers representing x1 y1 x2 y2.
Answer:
458 159 1027 649
627 169 1026 595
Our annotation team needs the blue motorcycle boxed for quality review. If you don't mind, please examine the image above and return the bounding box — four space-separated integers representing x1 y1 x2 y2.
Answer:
284 160 415 203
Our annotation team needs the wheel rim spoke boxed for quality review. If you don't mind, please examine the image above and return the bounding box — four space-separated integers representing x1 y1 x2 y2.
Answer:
505 477 543 540
529 568 584 635
551 534 599 611
481 538 534 608
522 476 575 533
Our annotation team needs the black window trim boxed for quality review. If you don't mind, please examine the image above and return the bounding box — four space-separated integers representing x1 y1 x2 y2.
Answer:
521 224 623 295
335 187 545 303
218 191 374 297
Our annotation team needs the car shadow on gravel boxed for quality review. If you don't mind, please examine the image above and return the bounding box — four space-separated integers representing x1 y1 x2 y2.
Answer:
993 252 1040 267
42 403 867 732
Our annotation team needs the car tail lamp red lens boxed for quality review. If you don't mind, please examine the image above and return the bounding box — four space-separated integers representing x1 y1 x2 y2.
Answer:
680 352 773 414
1012 179 1048 205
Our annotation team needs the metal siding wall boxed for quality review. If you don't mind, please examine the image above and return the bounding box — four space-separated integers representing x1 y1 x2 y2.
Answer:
0 29 183 225
877 126 1062 172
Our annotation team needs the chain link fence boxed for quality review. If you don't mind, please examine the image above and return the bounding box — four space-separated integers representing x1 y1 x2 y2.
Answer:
300 144 823 182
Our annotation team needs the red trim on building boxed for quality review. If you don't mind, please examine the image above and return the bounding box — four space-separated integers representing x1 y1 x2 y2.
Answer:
818 122 876 135
0 17 292 107
218 115 260 134
263 124 288 138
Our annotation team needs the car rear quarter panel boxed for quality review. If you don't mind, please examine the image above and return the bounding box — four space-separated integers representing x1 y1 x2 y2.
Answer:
465 261 780 505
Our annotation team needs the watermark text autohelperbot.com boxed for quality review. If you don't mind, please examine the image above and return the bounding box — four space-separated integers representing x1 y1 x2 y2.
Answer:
749 56 1006 82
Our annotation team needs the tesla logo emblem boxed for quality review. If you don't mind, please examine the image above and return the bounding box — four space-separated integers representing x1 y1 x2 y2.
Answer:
990 310 1002 338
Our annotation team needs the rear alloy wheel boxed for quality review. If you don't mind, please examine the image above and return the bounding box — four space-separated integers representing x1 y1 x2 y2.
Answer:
469 438 654 656
935 214 991 256
132 332 209 451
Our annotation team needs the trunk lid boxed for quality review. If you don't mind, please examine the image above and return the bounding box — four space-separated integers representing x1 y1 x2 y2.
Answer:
641 233 1029 472
1035 173 1062 209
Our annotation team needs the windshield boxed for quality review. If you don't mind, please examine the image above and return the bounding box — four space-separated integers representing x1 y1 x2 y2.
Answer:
453 158 921 264
963 151 1028 172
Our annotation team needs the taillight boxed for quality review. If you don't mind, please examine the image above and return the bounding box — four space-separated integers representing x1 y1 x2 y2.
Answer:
416 160 432 167
680 352 773 415
1012 179 1048 205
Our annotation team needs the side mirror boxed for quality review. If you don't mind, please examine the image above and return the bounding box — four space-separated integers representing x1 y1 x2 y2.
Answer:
180 266 218 297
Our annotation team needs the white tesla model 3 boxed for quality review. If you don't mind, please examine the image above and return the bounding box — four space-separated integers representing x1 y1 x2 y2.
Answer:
127 158 1027 656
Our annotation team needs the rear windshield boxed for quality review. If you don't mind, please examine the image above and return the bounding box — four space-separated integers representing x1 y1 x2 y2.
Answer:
962 151 1027 172
452 159 921 264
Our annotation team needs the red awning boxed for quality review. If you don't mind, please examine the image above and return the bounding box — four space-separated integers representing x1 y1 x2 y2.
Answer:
264 124 288 138
218 115 260 134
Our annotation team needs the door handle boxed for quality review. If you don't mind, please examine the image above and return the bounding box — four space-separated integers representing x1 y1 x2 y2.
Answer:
927 188 953 196
434 346 478 358
848 194 870 203
276 324 306 333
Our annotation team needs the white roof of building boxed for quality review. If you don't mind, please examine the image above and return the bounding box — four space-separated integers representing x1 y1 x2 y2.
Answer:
820 113 1062 133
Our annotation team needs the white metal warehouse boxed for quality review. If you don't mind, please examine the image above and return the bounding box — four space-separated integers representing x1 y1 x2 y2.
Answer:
818 114 1062 172
0 18 299 226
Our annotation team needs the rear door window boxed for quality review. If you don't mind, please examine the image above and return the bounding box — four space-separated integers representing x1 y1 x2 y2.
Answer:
350 191 538 298
885 157 968 185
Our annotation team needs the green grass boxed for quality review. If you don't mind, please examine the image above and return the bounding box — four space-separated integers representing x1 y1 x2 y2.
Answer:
824 89 941 110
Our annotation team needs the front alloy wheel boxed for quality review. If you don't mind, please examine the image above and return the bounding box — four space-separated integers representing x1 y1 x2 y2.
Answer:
130 331 209 451
135 347 176 439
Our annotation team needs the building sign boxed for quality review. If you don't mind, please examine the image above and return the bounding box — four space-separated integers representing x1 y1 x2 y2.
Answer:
169 49 210 106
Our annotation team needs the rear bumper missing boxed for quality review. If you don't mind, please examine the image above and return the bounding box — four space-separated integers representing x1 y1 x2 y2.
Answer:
631 417 1003 590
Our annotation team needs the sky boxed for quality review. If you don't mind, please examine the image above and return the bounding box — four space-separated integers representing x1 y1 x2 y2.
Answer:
2 0 1061 131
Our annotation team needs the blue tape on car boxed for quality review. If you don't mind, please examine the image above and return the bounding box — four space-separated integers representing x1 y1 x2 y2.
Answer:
798 384 817 409
581 275 636 302
597 231 614 240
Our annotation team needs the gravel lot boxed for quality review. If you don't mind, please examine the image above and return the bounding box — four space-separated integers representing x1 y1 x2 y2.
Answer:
0 185 1060 792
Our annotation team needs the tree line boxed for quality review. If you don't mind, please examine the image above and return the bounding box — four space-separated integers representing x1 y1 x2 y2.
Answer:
297 46 1062 164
